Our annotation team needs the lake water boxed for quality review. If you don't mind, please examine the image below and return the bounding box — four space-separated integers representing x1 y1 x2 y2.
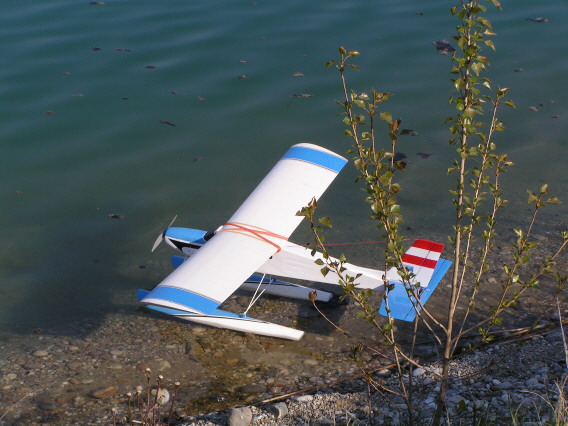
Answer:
1 0 566 334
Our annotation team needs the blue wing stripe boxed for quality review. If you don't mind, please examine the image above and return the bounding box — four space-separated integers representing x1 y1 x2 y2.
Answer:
141 286 228 316
282 146 347 173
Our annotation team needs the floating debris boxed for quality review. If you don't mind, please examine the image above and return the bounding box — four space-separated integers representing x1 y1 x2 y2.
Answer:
44 110 56 115
71 93 84 97
416 152 433 159
159 120 176 127
237 74 247 79
416 12 424 16
290 93 313 98
292 72 304 77
89 1 105 5
194 157 204 161
108 214 124 219
239 60 247 64
514 68 524 72
61 71 71 76
433 40 456 55
92 47 101 51
393 152 407 162
114 48 132 52
551 115 560 119
196 96 206 101
528 106 539 112
400 129 418 136
145 65 156 69
526 17 549 23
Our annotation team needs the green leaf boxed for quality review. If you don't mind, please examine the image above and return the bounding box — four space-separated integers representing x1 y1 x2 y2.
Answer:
338 46 346 55
318 216 333 228
325 60 335 69
379 112 392 123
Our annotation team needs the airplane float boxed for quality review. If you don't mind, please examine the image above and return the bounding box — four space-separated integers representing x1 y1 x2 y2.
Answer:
138 143 451 340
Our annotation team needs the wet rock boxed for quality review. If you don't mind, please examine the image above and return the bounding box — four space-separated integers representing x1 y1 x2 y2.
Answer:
228 406 252 426
89 385 119 399
433 39 456 55
66 361 83 371
136 362 151 370
237 384 266 395
32 350 49 357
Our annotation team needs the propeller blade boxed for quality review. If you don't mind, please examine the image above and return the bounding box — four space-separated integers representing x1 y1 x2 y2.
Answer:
151 232 164 252
151 215 178 252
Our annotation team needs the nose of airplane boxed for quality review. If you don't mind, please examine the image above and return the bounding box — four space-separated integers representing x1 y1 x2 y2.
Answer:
163 227 209 252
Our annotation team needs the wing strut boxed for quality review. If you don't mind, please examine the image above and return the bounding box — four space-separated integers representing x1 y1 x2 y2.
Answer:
242 273 272 316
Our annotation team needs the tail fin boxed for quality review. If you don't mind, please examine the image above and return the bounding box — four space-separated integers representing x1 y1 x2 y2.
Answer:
402 239 444 287
379 240 451 321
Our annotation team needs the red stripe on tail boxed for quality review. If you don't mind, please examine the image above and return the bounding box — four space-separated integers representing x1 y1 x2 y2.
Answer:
412 239 444 253
402 254 437 269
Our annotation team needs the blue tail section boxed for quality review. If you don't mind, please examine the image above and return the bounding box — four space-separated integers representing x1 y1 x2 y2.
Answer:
379 258 452 321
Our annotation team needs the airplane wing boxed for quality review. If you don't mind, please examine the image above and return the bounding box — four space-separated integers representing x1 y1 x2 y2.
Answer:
140 143 347 315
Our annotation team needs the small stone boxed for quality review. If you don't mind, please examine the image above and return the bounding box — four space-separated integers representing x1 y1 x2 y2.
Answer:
4 373 17 380
90 386 119 399
68 345 80 352
303 358 318 366
109 363 123 370
228 406 252 426
37 400 56 411
525 377 540 387
270 402 288 419
109 349 123 356
295 395 314 402
66 361 83 371
412 367 426 377
496 381 513 390
32 350 49 357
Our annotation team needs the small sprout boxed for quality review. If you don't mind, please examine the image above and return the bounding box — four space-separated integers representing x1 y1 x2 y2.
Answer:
309 291 318 302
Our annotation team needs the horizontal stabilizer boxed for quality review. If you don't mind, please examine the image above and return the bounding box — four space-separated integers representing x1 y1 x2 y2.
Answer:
379 258 452 321
137 289 304 340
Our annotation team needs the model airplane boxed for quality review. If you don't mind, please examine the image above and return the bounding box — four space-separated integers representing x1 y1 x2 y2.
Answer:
138 143 451 340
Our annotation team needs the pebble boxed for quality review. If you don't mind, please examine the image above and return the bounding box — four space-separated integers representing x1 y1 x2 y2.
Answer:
270 402 289 419
237 384 266 395
89 386 119 399
32 350 49 357
228 407 252 426
157 360 171 371
66 361 83 371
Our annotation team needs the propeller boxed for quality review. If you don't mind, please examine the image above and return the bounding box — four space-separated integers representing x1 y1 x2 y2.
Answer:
151 215 177 252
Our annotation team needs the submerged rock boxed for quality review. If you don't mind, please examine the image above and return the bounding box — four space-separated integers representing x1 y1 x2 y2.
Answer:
433 39 456 55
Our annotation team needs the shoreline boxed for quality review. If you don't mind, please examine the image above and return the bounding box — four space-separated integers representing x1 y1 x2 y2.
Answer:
1 308 567 425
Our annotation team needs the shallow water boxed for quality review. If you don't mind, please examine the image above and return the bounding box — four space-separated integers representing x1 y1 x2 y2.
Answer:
1 1 566 341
